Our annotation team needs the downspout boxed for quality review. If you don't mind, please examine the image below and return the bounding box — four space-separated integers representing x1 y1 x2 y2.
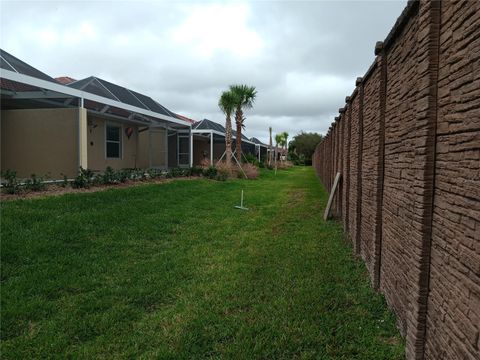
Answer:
77 97 85 173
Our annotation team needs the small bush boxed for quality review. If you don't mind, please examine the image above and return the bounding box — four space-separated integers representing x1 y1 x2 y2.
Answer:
258 162 265 168
116 169 131 183
215 173 228 181
244 153 259 166
72 167 94 189
203 166 217 179
1 170 20 194
170 168 182 178
199 159 211 169
216 161 238 179
277 161 294 169
190 166 203 176
98 166 117 185
131 169 147 181
59 173 69 187
242 163 259 180
25 174 46 192
147 168 163 179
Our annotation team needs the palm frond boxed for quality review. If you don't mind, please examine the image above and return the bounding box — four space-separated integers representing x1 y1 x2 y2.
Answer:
218 90 236 116
229 84 257 110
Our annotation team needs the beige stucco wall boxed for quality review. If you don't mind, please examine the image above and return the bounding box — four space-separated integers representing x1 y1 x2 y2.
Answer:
86 116 139 171
1 108 79 178
136 128 167 169
1 109 172 179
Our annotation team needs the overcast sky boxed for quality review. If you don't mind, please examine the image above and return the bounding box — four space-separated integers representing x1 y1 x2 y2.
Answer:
1 0 405 143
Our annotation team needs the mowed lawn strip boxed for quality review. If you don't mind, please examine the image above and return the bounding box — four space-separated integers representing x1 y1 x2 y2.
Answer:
1 167 404 359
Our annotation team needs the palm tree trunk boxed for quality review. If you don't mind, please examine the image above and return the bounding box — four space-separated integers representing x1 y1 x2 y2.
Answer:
269 127 272 166
225 114 232 167
274 142 278 168
235 107 243 161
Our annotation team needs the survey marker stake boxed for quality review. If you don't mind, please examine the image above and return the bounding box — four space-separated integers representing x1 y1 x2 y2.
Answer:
234 190 249 211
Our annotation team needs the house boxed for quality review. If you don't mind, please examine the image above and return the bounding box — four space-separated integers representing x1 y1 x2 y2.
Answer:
0 49 192 179
55 76 76 85
191 119 256 166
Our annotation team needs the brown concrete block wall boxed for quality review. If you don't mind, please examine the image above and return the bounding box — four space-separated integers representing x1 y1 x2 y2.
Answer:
343 106 352 232
380 2 420 340
338 116 344 219
359 63 382 283
336 117 343 218
312 1 479 359
348 93 360 248
424 1 480 359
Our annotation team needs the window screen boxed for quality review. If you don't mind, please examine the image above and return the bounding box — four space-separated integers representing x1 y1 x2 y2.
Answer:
106 125 121 158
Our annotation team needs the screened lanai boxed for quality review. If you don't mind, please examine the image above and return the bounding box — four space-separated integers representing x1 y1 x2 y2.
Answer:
0 49 192 178
191 119 257 166
250 137 269 162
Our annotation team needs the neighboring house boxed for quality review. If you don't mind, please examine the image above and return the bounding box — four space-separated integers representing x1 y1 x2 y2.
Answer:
0 49 192 179
250 137 269 162
191 118 256 165
55 76 76 85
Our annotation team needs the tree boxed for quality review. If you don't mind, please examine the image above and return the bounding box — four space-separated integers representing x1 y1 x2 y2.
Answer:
230 85 257 161
269 127 273 166
281 131 289 161
218 90 236 167
288 131 323 165
275 133 283 167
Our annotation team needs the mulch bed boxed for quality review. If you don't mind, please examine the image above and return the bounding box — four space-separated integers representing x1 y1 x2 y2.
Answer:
0 177 201 202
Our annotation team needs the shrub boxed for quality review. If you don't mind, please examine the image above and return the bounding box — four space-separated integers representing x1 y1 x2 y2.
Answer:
1 170 20 194
242 163 259 180
258 162 265 168
277 161 294 169
244 153 259 166
216 161 239 179
25 174 46 192
199 159 211 168
72 167 94 189
190 166 203 176
130 169 147 181
203 166 217 179
98 166 117 185
59 173 69 187
171 168 190 177
116 169 131 183
147 168 163 179
215 173 228 181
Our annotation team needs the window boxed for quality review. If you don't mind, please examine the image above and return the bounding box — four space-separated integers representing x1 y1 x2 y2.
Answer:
106 124 122 158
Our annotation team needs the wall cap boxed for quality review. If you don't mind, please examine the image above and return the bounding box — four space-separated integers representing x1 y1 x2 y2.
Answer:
374 41 384 55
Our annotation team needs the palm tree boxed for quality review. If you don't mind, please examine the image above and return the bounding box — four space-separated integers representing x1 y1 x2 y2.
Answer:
275 133 283 167
269 127 273 166
230 85 257 161
281 131 289 161
218 90 236 167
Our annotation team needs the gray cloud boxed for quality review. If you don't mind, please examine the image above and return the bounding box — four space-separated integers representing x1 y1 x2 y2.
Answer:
0 0 406 143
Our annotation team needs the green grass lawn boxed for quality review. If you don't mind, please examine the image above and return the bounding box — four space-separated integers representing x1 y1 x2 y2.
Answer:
1 167 404 359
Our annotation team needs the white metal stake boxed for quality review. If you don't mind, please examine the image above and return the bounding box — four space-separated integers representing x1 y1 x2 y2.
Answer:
235 190 249 210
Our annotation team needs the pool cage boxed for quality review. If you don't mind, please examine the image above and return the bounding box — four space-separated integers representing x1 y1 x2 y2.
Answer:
250 137 269 163
191 119 258 166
